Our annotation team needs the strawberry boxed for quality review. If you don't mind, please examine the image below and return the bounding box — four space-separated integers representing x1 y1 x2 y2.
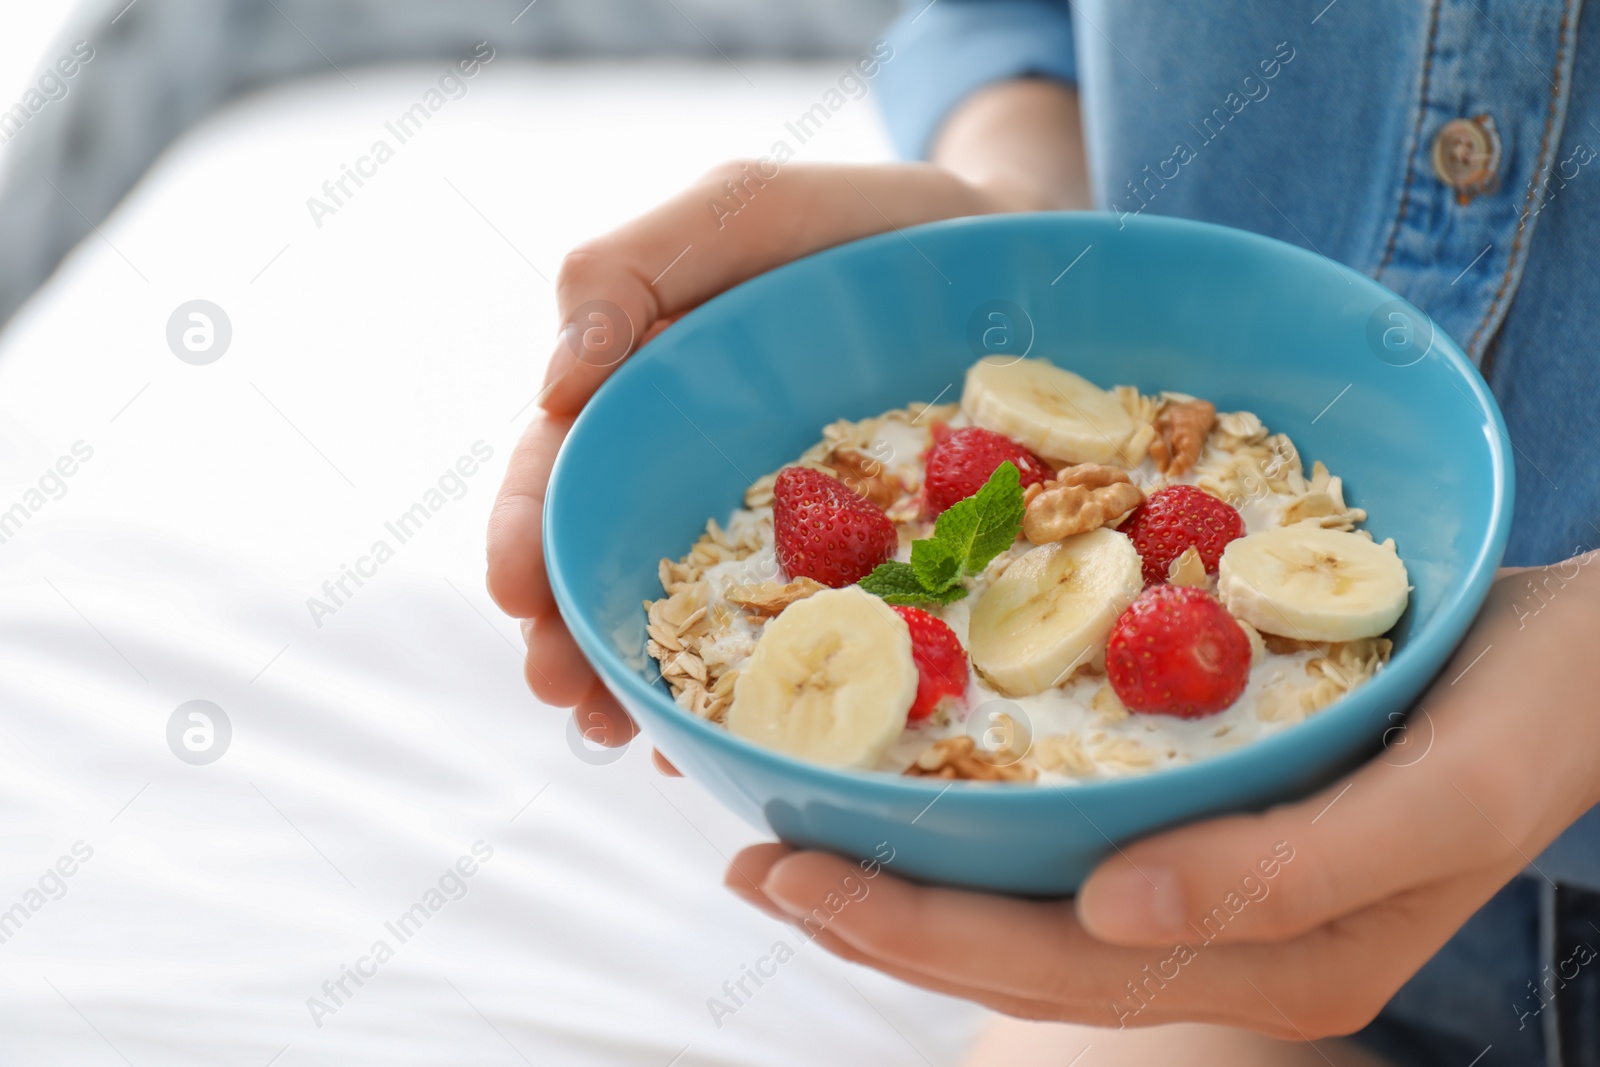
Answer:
773 467 898 588
922 426 1052 518
1106 585 1251 718
890 605 968 721
1120 484 1244 586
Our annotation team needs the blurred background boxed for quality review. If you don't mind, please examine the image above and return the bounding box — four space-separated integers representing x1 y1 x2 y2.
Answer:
0 2 998 1064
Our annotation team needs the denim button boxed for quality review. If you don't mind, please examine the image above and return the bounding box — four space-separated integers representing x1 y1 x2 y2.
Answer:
1431 116 1502 203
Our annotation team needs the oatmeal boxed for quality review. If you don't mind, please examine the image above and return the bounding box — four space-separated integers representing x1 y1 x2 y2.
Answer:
645 358 1408 783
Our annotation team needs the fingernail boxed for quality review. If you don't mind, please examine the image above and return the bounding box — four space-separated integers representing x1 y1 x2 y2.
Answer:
758 860 810 917
541 325 579 388
1079 864 1186 942
724 872 789 923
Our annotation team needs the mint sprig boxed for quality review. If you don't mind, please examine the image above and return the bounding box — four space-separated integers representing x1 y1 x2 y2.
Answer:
858 461 1025 606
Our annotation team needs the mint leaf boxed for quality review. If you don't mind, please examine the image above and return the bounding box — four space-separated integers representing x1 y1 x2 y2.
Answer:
923 461 1025 582
910 533 963 593
961 461 1026 574
859 561 968 606
857 460 1024 607
919 583 969 606
858 561 925 600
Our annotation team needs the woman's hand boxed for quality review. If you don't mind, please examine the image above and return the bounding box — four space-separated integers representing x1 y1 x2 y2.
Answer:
726 562 1600 1037
483 79 1088 755
486 159 1048 752
487 79 1085 753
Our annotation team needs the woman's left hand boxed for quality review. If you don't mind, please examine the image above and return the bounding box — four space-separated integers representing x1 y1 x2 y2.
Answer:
724 563 1600 1038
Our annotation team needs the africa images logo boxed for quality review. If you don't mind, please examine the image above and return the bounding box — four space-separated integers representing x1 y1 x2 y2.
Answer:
306 441 494 627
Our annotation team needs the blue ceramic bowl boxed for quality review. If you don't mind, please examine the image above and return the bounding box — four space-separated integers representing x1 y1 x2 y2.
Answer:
544 212 1513 896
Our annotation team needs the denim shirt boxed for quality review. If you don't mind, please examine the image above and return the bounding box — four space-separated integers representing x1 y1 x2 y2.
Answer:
879 0 1599 572
879 3 1600 1062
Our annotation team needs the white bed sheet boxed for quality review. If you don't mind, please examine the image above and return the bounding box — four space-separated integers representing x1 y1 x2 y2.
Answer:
0 60 985 1066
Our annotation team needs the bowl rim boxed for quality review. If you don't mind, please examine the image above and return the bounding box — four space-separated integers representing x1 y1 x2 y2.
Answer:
544 210 1515 803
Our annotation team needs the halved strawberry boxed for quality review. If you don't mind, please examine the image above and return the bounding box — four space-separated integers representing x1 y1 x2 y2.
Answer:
922 426 1051 518
773 467 897 588
890 605 968 721
1120 484 1244 586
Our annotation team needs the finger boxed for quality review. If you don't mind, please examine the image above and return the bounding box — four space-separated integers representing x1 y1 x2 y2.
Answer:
748 849 1331 1032
1073 761 1507 949
759 850 1131 1011
803 922 1081 1023
524 613 597 707
487 415 571 618
725 845 1076 1021
1170 858 1521 1038
562 315 677 408
572 680 636 747
538 242 658 416
1078 596 1586 948
726 842 794 905
539 162 997 415
758 850 1313 1033
759 850 1514 1037
651 749 681 777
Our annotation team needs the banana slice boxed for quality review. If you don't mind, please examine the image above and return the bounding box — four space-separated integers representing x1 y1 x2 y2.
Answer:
726 586 918 768
962 357 1137 465
1217 525 1409 642
967 529 1144 697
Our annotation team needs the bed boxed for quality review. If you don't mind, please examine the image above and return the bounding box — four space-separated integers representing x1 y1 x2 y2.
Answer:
0 47 984 1066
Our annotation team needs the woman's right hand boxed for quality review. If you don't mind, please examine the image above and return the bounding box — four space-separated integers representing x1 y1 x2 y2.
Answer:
486 160 1028 755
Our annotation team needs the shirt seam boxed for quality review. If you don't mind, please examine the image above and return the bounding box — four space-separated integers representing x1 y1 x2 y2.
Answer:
1469 0 1582 364
1376 0 1443 279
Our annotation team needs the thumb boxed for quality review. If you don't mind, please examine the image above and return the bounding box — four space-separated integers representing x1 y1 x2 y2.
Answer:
538 161 1001 415
1073 714 1500 948
1073 580 1588 949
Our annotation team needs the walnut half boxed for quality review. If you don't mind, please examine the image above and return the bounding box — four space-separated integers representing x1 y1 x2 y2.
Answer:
1022 464 1145 544
1150 398 1217 477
